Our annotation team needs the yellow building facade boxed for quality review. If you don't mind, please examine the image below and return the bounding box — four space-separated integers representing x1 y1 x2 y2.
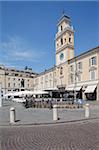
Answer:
33 14 99 101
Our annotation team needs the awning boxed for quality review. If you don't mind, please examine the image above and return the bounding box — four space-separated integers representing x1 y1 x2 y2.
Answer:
66 87 74 91
5 90 49 97
74 86 82 91
45 87 58 91
84 85 97 93
66 86 82 91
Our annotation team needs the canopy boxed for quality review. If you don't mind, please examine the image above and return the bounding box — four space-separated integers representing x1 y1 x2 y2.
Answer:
4 92 17 97
84 85 97 93
33 90 49 95
66 87 74 91
66 86 82 91
12 98 26 103
45 87 58 91
74 86 82 91
5 90 49 97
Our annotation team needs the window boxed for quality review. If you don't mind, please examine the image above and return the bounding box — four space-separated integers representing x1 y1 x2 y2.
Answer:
13 83 15 87
70 74 74 83
61 25 63 31
60 67 63 75
89 56 96 66
60 53 64 61
8 83 10 87
90 70 95 80
54 72 56 77
61 38 63 45
78 62 82 70
64 38 66 42
21 79 25 87
45 75 48 81
49 74 52 79
69 37 71 43
78 74 81 82
13 78 15 81
70 65 74 72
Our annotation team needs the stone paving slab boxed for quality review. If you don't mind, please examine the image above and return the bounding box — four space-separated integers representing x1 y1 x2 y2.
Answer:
0 100 99 126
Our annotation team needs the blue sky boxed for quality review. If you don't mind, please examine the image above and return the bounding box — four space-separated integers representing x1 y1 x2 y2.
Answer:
0 1 99 73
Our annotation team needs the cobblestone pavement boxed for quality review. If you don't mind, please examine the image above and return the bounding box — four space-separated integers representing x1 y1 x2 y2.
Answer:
0 120 99 150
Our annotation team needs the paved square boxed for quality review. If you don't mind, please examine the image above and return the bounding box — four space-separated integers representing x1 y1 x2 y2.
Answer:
0 119 99 150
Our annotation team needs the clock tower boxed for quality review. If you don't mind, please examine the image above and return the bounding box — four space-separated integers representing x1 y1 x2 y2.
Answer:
55 14 74 66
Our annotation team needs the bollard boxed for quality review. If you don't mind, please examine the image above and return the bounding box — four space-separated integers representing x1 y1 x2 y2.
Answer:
53 105 58 121
85 103 89 118
10 107 16 123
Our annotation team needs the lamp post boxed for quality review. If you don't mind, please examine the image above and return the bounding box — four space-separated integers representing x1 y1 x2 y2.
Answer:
74 57 77 101
0 84 2 107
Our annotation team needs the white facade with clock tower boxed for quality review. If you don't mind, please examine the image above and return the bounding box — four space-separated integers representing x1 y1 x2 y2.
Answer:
55 14 74 66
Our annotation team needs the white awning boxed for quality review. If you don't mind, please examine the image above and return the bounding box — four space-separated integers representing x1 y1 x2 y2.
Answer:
66 87 74 91
66 86 82 91
84 85 97 93
74 86 82 91
45 87 58 91
33 90 49 95
4 90 49 97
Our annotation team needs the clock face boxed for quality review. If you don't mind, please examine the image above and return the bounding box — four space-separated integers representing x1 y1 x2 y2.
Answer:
60 53 64 61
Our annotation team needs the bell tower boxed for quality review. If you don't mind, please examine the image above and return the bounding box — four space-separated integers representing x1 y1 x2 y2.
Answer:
55 14 74 66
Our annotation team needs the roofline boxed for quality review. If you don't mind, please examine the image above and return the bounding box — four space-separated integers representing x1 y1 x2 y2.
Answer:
57 14 71 26
0 66 38 75
68 46 99 63
35 66 56 77
34 46 99 78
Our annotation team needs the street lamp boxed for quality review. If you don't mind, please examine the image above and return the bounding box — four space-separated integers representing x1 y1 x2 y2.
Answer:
74 57 78 101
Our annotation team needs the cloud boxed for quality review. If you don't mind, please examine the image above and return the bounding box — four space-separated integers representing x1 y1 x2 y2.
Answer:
0 36 47 67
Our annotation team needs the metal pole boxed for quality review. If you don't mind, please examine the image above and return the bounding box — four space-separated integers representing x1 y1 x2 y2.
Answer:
74 57 77 101
0 84 2 107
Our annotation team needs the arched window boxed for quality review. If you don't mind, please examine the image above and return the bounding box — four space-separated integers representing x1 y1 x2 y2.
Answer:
61 38 63 45
64 38 66 42
61 25 63 31
69 37 72 43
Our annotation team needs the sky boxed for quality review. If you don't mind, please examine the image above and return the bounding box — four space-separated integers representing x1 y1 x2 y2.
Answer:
0 1 99 73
